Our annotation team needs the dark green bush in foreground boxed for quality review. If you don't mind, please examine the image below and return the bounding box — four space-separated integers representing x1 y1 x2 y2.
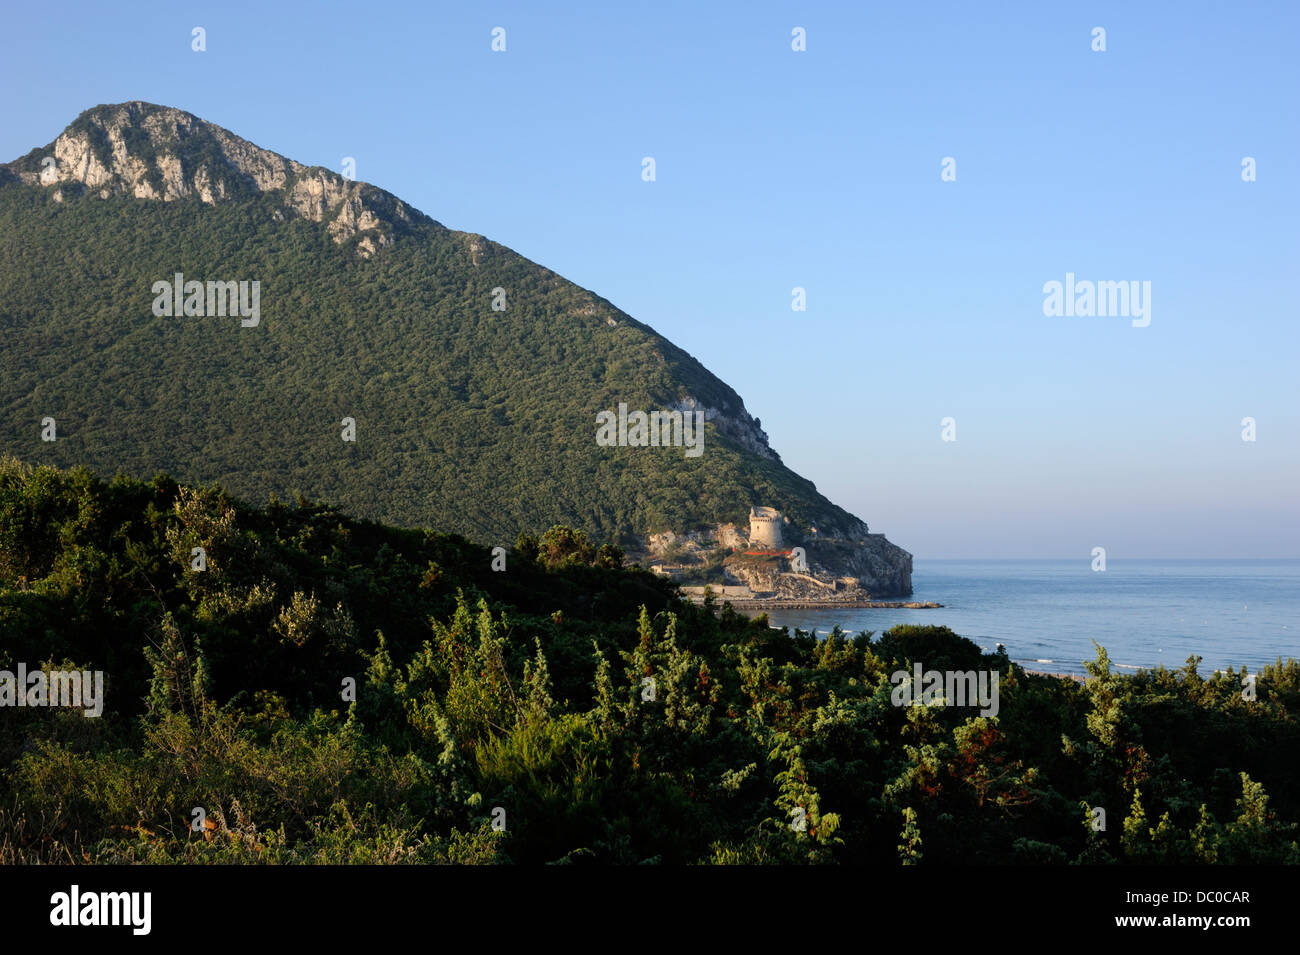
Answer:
1 459 1297 864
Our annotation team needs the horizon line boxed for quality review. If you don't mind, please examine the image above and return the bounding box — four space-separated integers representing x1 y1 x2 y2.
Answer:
912 556 1300 562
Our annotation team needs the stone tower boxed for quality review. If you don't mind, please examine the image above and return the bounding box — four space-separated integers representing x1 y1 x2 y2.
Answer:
749 506 784 548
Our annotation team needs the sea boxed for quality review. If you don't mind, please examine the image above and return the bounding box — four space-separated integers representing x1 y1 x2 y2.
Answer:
749 559 1300 679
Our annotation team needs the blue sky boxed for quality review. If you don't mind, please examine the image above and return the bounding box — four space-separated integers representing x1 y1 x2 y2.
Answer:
3 1 1297 558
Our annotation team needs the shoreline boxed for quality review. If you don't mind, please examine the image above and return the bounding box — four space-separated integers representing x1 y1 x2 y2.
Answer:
1022 669 1087 682
682 594 943 611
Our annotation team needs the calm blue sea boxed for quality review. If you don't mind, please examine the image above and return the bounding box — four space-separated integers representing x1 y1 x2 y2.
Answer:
752 559 1300 679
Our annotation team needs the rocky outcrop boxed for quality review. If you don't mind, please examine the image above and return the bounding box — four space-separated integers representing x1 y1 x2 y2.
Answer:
660 396 778 462
804 535 913 596
721 537 912 598
6 101 424 258
640 516 912 597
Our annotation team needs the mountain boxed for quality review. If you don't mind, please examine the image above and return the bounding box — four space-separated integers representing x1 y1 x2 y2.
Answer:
0 101 911 594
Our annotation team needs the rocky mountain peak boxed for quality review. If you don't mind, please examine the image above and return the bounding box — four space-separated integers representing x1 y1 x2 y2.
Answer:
4 101 427 257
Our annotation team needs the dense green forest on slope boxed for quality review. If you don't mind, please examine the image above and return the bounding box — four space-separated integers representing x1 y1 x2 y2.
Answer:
0 118 861 546
1 460 1297 864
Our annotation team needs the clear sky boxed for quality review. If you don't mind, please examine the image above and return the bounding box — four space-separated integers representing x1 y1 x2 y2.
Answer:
2 1 1296 558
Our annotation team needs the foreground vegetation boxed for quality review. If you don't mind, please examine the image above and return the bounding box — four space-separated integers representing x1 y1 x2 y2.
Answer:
1 459 1297 864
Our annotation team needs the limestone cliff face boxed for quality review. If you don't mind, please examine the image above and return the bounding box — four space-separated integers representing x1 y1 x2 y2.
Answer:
806 536 913 596
670 396 778 463
7 101 423 258
643 521 913 597
724 537 912 597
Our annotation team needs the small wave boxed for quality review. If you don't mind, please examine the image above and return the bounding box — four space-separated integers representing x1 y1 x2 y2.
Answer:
1035 658 1054 664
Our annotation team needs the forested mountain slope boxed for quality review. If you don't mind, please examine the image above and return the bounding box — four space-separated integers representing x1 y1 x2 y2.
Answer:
0 102 910 591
